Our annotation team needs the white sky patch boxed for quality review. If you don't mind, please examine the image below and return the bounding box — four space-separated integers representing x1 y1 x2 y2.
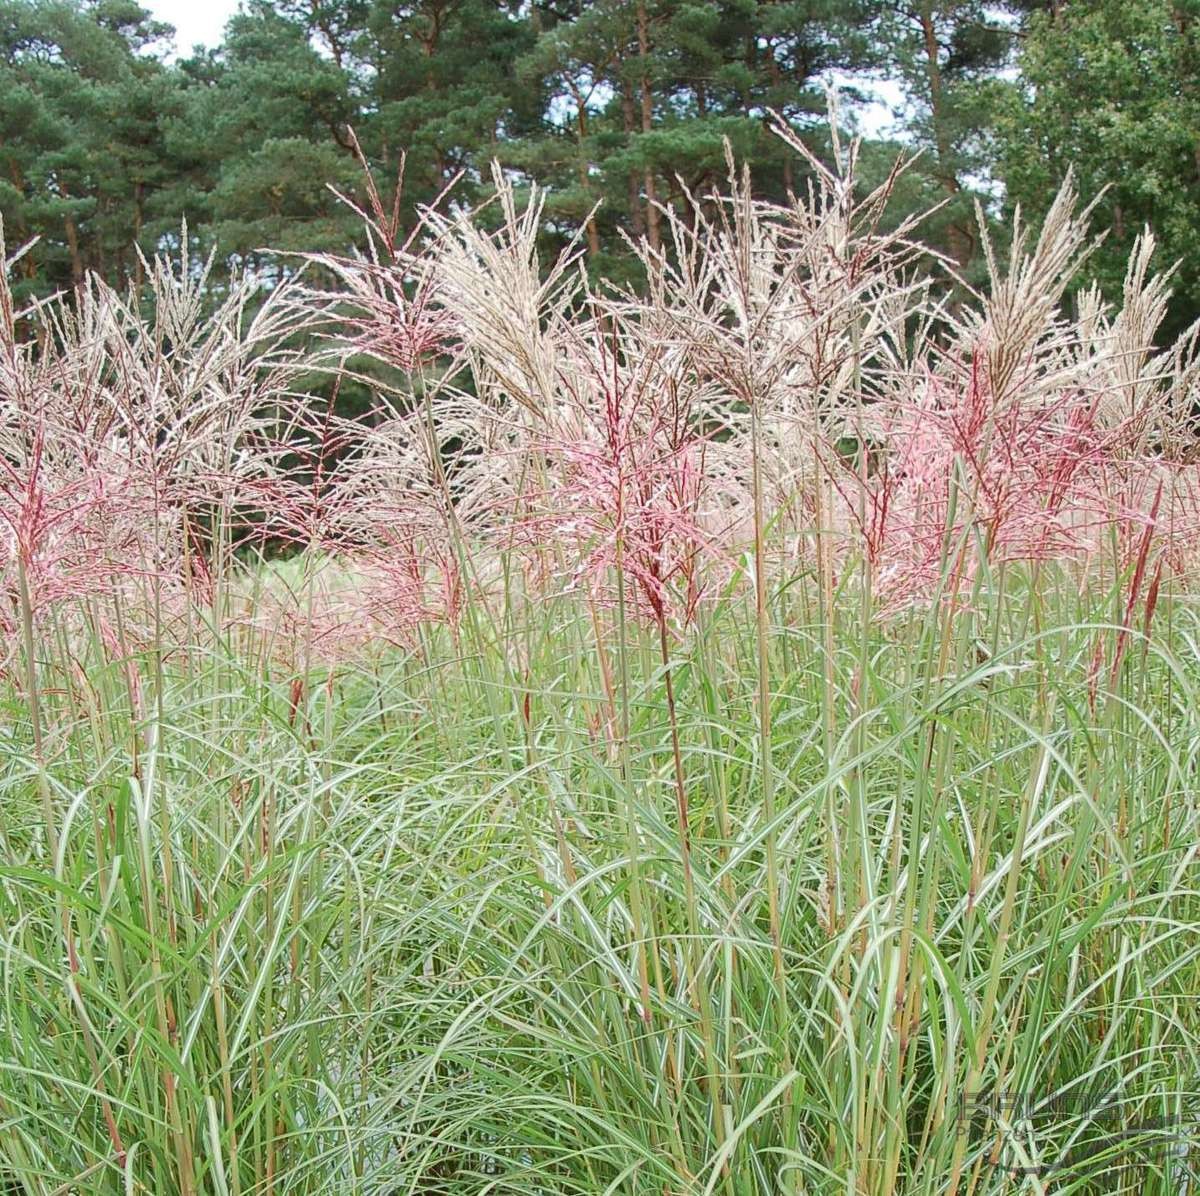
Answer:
142 0 242 56
824 73 909 140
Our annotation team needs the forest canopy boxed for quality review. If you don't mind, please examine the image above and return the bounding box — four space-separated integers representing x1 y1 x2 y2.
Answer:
2 0 1199 337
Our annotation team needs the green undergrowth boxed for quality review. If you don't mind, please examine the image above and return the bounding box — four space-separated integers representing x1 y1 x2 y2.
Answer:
1 560 1198 1194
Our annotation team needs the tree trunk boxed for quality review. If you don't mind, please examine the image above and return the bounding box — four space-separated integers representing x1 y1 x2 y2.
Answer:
573 89 601 259
63 210 84 286
133 179 145 290
622 77 645 240
636 0 660 253
1170 3 1200 183
919 2 973 272
7 164 36 281
767 47 794 196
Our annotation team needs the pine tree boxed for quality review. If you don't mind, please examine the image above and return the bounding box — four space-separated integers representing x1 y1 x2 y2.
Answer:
356 0 539 208
867 2 1021 277
998 0 1200 338
511 0 872 278
181 1 362 270
0 0 178 296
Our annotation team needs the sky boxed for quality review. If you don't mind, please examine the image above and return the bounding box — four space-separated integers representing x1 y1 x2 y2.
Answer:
143 0 241 54
826 74 906 140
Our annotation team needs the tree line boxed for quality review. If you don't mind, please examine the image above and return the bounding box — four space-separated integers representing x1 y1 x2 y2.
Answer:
2 0 1199 337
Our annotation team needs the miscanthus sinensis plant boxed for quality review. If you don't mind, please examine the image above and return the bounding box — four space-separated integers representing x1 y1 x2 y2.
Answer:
1 110 1199 1195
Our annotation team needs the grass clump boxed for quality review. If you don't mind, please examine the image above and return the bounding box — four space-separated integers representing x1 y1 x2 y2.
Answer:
1 113 1198 1193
